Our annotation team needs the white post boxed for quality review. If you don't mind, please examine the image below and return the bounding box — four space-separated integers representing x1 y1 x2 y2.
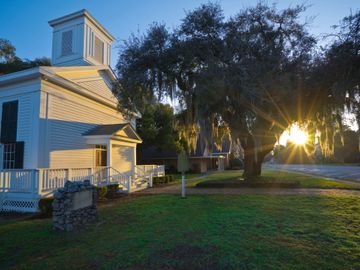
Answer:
89 168 94 185
181 174 185 198
127 175 132 193
149 172 153 188
67 168 72 181
35 170 41 195
107 167 110 185
0 171 4 193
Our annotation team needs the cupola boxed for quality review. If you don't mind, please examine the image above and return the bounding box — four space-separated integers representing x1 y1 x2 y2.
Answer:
48 9 114 66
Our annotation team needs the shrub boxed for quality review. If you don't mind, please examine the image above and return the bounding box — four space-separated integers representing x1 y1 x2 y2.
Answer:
38 197 54 216
153 176 168 185
96 186 108 200
106 184 119 198
168 175 175 182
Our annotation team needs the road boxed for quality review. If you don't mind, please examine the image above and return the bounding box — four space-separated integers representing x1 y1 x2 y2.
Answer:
266 164 360 181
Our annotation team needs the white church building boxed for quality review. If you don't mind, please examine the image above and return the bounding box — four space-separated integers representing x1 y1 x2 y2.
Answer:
0 10 164 212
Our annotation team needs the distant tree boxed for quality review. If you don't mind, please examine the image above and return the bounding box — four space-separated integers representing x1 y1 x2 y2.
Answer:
137 103 185 153
0 57 51 75
0 38 16 62
0 38 51 75
305 10 360 157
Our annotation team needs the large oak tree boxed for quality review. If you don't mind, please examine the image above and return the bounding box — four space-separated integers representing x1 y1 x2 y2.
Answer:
114 3 360 178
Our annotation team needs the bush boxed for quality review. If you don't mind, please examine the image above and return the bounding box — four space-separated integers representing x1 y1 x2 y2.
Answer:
106 184 119 198
153 175 176 185
38 197 54 216
96 186 108 200
153 176 167 185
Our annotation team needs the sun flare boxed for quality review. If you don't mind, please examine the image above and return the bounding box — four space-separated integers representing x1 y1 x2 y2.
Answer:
279 124 309 146
288 124 309 145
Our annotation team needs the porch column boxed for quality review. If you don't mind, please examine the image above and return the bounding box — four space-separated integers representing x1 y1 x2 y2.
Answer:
107 140 113 168
133 145 137 176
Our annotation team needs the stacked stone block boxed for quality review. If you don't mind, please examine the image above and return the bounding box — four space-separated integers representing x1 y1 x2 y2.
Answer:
52 180 97 231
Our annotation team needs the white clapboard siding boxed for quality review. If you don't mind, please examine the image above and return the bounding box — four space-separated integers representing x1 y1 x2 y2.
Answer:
112 144 134 176
76 79 115 102
0 80 40 169
41 81 126 169
56 69 116 103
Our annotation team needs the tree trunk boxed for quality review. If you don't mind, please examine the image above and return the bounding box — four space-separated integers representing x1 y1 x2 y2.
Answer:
242 132 274 180
242 134 262 179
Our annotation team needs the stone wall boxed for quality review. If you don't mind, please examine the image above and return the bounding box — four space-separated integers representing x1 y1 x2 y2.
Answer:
52 180 97 231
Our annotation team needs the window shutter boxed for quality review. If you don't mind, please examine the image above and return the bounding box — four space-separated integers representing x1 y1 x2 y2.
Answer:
1 100 18 143
61 30 73 56
14 141 24 169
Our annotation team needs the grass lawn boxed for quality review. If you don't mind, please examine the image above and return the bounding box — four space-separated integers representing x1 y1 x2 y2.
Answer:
1 195 359 269
187 171 243 187
192 170 360 190
171 173 203 181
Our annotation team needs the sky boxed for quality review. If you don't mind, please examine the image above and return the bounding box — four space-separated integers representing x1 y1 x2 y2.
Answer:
1 0 359 69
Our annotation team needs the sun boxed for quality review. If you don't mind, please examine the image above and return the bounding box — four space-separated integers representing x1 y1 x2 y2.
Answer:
278 124 309 146
288 124 309 145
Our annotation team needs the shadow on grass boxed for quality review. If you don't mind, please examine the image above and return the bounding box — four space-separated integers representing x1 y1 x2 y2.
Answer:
196 177 300 188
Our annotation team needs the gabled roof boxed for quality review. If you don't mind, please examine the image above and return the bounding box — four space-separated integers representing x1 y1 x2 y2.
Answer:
0 65 118 107
83 123 127 136
0 65 140 118
83 123 142 143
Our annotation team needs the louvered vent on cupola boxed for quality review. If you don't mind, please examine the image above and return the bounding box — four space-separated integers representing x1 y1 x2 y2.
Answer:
61 30 73 56
94 36 104 64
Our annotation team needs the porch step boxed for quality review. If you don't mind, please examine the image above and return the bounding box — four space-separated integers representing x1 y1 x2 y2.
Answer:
131 181 149 191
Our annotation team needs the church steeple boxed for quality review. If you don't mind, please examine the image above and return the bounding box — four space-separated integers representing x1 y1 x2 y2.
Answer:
48 9 114 67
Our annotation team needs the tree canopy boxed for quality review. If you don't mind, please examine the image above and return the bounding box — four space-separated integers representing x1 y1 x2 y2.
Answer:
114 2 360 178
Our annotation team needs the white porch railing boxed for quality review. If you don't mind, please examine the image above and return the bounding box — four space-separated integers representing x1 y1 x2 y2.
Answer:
135 165 165 178
0 165 165 213
134 165 165 189
0 169 38 193
91 167 131 191
0 165 165 196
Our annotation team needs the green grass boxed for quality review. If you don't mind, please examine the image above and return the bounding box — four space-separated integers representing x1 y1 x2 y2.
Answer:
187 171 241 187
170 173 203 183
0 195 359 269
171 173 203 180
193 170 360 189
